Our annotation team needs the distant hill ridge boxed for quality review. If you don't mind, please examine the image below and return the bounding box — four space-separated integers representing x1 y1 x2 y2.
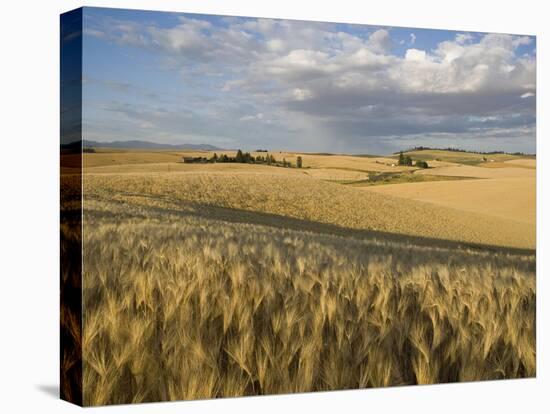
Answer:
61 140 225 151
397 146 535 156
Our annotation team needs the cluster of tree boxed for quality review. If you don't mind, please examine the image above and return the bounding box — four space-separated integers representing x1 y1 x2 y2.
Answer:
208 150 303 168
398 151 429 168
82 147 96 153
255 149 268 152
398 152 413 166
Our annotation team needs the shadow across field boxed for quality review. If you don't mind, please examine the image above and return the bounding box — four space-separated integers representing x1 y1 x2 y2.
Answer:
85 197 535 264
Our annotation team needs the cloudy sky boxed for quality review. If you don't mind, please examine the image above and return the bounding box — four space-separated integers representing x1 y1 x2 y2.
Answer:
81 7 536 154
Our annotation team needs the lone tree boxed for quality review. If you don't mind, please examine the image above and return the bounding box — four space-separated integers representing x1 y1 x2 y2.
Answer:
415 160 429 168
297 156 303 168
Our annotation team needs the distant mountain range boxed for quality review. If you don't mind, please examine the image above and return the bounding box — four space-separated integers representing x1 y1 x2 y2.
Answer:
61 140 225 151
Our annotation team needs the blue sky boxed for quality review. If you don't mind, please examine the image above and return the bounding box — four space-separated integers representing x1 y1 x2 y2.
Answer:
81 7 536 154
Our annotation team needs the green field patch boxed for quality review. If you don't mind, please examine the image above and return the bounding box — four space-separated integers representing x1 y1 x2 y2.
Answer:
339 171 476 186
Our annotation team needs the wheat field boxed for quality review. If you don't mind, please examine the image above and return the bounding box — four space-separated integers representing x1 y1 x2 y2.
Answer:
366 177 536 224
83 172 534 249
77 166 536 405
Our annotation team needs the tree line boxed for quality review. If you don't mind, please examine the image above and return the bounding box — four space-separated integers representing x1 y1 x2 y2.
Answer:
207 150 303 168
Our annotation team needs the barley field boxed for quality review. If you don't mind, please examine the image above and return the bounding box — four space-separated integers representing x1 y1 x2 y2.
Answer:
76 155 536 405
